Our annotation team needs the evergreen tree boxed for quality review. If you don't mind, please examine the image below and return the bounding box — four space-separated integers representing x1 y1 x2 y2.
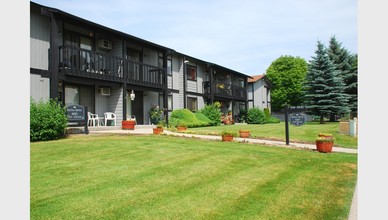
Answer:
328 36 357 119
304 41 350 124
346 54 358 117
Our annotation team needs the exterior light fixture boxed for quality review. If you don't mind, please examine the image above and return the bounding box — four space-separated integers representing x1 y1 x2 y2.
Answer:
184 60 189 64
130 90 135 101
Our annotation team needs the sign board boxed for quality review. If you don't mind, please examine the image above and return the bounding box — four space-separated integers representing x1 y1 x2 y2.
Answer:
65 104 88 134
290 113 305 126
66 104 86 122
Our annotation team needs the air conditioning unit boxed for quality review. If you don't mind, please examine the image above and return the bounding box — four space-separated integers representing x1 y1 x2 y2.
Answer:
97 39 112 50
99 87 111 96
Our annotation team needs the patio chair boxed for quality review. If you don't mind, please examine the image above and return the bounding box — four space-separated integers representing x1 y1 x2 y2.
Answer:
129 115 137 125
87 112 98 127
104 112 116 126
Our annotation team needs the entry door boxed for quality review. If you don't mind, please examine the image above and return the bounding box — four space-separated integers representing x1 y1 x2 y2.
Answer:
132 90 143 124
126 48 142 81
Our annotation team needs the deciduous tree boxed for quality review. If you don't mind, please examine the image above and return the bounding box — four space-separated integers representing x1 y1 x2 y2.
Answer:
265 55 307 111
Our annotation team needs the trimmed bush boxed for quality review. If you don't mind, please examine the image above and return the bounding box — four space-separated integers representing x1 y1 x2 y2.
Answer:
246 107 266 124
30 98 68 142
170 109 210 128
198 103 222 126
266 116 281 123
263 108 270 118
194 112 213 125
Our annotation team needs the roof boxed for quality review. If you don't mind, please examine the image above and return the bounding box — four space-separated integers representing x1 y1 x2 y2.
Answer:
30 1 251 79
248 74 265 83
248 74 272 88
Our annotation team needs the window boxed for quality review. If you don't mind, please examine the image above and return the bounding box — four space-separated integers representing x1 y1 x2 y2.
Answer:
167 59 172 75
187 97 197 112
186 65 197 81
168 95 172 110
65 85 79 105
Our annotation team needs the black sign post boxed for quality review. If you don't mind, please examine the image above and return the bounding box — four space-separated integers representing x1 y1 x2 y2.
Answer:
66 104 88 134
284 104 290 145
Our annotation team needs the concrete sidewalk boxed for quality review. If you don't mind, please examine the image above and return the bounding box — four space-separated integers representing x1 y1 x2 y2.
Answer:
88 126 357 154
162 130 358 154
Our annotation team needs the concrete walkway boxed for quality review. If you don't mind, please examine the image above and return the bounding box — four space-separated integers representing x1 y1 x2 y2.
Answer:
89 126 357 154
88 126 358 219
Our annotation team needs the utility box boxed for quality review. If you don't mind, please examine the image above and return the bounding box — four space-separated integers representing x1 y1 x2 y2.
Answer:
349 117 358 137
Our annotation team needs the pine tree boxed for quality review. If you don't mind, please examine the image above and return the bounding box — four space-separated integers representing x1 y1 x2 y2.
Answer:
328 36 357 119
304 41 350 124
346 54 358 117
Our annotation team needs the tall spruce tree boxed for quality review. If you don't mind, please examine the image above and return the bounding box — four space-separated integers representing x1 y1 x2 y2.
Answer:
328 36 357 119
304 41 350 124
347 54 358 117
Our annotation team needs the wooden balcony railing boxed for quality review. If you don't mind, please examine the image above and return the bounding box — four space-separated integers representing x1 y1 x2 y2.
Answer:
203 81 247 100
58 46 165 89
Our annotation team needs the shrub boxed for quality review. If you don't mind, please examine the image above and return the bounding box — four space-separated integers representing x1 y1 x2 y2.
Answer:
238 109 248 123
263 108 270 118
194 112 212 125
246 107 266 124
30 98 68 142
199 103 222 126
266 116 281 123
170 109 209 128
220 130 237 137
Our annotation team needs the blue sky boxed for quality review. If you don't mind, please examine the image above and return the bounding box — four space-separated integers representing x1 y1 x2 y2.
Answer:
31 0 357 75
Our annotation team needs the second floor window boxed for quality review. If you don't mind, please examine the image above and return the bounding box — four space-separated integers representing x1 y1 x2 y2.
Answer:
186 65 197 81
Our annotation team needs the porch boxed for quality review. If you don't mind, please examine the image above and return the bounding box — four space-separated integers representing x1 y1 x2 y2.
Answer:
58 45 166 89
203 81 247 100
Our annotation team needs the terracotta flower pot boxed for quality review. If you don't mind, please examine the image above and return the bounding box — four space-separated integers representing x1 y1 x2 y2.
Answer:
222 135 234 142
122 120 136 130
176 126 187 132
316 140 334 153
239 130 250 138
153 127 163 135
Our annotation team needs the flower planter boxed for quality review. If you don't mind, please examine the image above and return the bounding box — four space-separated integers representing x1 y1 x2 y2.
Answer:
316 140 334 153
153 127 163 135
176 126 187 132
122 120 136 130
221 135 234 142
239 130 250 138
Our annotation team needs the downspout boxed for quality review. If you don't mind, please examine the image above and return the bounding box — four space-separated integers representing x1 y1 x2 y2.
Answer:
210 65 214 104
252 81 255 107
183 57 187 108
49 11 59 100
122 37 127 120
163 50 169 126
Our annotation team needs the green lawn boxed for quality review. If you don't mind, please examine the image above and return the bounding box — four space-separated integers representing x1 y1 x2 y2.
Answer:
187 122 358 149
31 135 357 219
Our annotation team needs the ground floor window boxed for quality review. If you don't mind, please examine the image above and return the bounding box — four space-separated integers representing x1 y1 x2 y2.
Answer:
64 84 94 113
187 97 197 112
65 85 79 105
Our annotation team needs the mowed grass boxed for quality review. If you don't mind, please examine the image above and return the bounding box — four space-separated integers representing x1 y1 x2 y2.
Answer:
31 135 357 219
188 122 358 148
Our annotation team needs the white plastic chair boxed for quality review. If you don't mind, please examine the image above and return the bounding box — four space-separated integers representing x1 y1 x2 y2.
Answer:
129 115 137 125
104 112 116 126
87 112 98 127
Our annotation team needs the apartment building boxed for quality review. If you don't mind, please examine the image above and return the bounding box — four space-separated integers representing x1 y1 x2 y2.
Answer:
30 1 266 126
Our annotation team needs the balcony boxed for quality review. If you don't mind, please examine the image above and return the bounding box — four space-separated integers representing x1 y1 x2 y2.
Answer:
58 46 165 89
203 81 247 100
